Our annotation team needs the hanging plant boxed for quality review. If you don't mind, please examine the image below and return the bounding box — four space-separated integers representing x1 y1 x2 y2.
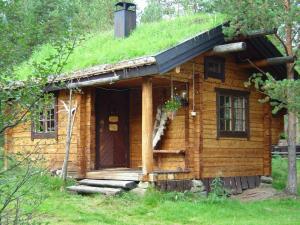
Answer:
164 97 182 120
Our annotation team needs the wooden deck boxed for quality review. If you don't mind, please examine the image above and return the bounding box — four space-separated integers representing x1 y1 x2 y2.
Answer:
86 168 193 182
86 168 142 181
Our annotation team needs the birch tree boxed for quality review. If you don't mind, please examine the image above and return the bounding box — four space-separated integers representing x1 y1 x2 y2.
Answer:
60 89 77 182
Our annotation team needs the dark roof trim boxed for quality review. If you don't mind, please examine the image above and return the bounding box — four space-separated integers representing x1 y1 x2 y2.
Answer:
154 25 225 74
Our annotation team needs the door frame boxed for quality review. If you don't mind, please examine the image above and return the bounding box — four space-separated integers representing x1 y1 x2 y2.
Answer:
95 89 130 169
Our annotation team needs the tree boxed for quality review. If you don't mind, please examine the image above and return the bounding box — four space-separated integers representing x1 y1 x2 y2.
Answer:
0 0 79 69
216 0 299 195
60 89 78 182
141 0 163 23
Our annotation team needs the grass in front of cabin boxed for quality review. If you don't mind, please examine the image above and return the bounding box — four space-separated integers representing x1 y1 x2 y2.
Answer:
32 157 300 225
272 156 300 194
16 13 224 79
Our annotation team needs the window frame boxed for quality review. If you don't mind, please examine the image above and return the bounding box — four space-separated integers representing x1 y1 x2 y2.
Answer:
215 88 250 139
31 96 58 140
204 56 225 82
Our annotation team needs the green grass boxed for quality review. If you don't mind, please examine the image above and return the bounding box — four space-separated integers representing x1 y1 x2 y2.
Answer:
16 13 225 79
32 157 300 225
272 156 300 194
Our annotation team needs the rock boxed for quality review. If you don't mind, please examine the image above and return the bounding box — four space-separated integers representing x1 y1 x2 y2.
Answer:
67 185 122 196
131 187 147 196
192 179 204 187
190 180 205 193
138 182 152 189
261 176 273 184
191 186 205 193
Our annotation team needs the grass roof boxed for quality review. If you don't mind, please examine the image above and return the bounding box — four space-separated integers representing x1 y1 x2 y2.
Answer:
16 13 225 79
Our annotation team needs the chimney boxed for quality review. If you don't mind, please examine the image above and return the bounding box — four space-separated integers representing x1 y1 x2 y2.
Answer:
114 2 137 38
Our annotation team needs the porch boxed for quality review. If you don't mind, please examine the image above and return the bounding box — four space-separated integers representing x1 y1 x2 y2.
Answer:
76 75 194 182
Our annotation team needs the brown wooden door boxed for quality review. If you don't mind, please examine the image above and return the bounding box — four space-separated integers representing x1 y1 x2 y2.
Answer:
95 89 129 169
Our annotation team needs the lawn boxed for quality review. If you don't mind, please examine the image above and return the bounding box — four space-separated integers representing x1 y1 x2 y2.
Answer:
34 157 300 225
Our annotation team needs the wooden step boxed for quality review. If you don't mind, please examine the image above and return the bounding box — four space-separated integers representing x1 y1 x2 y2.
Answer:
67 185 122 196
86 172 140 181
79 179 137 189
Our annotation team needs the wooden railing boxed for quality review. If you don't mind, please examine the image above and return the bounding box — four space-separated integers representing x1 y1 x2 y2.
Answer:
272 145 300 157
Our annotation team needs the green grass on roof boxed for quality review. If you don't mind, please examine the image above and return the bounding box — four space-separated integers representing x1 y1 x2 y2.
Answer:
16 13 225 78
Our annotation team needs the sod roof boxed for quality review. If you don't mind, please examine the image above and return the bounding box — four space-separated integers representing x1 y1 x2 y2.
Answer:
16 13 225 79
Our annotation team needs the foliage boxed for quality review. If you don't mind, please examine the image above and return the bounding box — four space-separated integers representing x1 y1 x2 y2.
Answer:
140 0 215 22
164 97 182 113
207 177 229 202
0 152 44 224
0 0 79 70
16 13 225 78
141 0 163 23
280 132 288 140
245 73 300 114
0 38 77 136
73 0 133 33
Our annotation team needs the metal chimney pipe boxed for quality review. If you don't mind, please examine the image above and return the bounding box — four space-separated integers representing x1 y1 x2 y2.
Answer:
114 2 137 38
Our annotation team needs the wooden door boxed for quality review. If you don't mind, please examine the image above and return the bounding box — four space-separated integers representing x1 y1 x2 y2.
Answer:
95 89 129 169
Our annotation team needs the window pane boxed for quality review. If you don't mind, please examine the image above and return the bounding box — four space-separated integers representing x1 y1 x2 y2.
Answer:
233 97 246 132
220 119 225 131
34 99 56 135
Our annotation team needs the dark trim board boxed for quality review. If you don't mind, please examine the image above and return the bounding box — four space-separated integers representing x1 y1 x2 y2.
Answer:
202 176 261 195
155 25 225 74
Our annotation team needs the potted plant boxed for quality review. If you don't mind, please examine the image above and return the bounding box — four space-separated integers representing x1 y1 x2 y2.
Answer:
164 97 182 120
278 132 288 146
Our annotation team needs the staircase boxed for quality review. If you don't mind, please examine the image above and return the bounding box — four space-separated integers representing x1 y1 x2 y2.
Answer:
67 179 138 196
153 105 169 149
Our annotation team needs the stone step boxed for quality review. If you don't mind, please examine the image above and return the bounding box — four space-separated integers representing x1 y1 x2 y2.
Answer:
67 185 122 196
79 179 137 189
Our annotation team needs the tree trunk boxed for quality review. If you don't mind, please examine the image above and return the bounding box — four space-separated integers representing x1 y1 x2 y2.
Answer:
285 0 297 195
61 89 74 182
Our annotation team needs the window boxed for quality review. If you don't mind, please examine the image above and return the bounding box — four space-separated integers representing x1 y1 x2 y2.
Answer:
32 98 57 139
204 56 225 81
216 88 249 138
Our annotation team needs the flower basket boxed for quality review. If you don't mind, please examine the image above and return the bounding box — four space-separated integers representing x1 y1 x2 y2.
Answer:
164 98 181 120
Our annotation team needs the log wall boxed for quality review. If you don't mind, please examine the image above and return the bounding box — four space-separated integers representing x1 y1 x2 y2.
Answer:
4 51 284 180
4 89 95 174
166 52 284 178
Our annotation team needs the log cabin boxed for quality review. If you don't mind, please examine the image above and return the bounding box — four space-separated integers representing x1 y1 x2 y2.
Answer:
4 2 287 192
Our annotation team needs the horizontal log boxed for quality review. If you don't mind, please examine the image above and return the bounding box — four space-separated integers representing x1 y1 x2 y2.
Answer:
239 56 295 68
231 28 278 41
244 28 278 38
67 75 120 89
153 149 185 154
213 42 247 54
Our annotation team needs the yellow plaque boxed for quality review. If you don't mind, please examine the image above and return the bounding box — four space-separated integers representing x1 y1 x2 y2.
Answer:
109 116 119 123
109 124 118 132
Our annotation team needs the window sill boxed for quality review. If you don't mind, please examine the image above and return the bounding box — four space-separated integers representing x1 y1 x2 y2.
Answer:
218 131 249 139
31 133 57 140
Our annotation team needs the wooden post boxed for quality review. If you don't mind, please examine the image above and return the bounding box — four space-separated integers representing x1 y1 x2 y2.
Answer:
77 93 87 179
142 77 153 175
263 103 272 176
